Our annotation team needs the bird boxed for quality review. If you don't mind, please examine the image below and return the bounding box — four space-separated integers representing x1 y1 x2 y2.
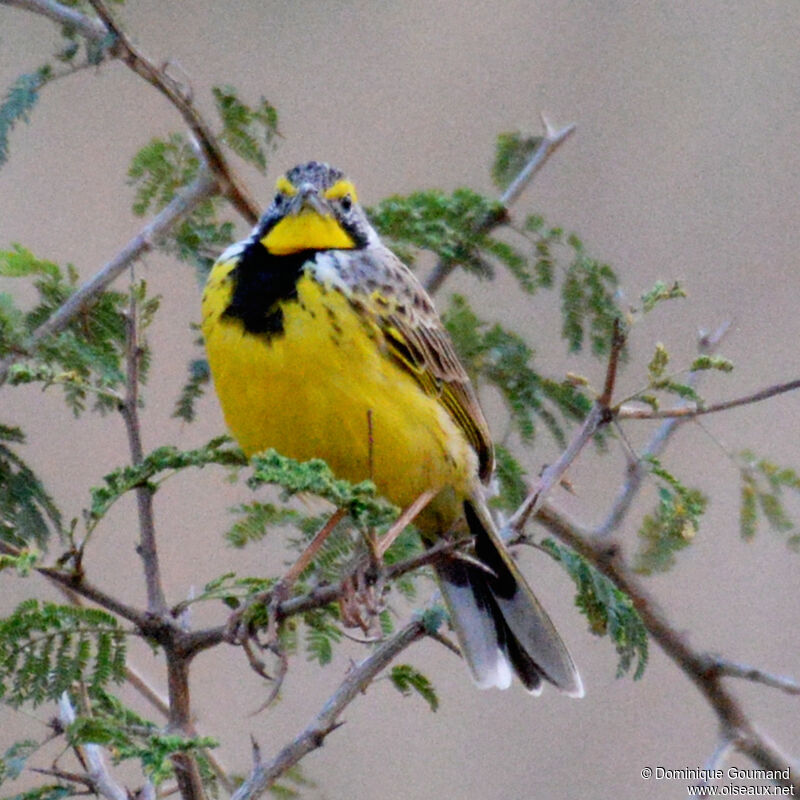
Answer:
201 160 583 696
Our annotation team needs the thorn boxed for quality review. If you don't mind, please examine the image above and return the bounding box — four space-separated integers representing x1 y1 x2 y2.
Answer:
540 112 556 137
250 735 262 767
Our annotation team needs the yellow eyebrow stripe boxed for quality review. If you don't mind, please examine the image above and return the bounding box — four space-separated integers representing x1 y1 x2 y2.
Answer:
323 179 358 203
275 176 297 196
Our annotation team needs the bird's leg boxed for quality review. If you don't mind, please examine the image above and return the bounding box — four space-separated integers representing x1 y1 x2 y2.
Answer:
375 489 436 558
265 507 347 640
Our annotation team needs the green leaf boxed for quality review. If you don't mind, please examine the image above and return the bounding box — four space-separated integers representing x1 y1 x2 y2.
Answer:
303 611 342 666
127 133 199 216
560 244 621 355
0 72 43 168
173 357 210 423
647 343 669 380
640 280 686 312
0 425 62 550
542 539 648 680
225 502 304 548
389 664 439 711
443 295 597 448
491 131 543 191
491 445 528 511
3 785 71 800
368 189 507 280
212 85 278 173
0 601 126 706
88 437 245 528
248 450 397 529
634 458 707 574
689 355 734 373
0 740 39 784
0 245 60 280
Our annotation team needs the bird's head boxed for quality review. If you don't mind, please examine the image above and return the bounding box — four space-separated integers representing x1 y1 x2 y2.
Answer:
255 161 375 255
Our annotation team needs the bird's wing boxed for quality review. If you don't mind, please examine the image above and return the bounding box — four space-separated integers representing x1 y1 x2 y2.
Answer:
335 246 494 483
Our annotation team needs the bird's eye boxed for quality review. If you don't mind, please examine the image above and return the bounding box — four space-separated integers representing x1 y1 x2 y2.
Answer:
340 193 352 212
273 193 284 207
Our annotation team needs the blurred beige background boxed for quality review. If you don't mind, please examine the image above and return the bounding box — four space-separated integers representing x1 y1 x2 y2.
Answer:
2 1 800 798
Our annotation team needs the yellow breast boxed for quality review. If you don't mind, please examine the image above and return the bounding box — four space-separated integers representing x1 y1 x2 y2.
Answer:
201 257 477 532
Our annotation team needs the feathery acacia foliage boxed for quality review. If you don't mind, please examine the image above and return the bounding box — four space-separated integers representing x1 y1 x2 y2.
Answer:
2 10 798 797
0 600 125 707
542 539 649 680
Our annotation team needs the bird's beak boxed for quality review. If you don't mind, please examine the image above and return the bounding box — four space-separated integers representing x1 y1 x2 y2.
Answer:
290 183 330 216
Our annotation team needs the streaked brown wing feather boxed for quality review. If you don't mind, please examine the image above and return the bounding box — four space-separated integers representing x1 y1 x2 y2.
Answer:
341 246 494 482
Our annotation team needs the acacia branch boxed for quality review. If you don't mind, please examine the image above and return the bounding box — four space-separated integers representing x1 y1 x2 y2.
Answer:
3 0 107 39
120 289 167 616
706 657 800 696
231 620 426 800
617 378 800 421
0 171 217 384
424 116 576 294
86 0 259 223
58 693 129 800
595 322 731 538
165 648 207 800
182 536 463 657
533 501 800 793
508 318 625 533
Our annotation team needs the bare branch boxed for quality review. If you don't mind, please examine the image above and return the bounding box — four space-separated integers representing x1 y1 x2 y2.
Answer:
165 649 207 800
2 0 107 39
424 117 576 294
500 115 576 208
617 378 800 421
706 656 800 696
119 288 167 616
0 171 218 384
533 501 800 793
231 620 426 800
86 0 259 223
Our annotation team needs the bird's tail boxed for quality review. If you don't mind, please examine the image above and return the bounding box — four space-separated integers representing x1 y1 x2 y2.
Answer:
434 499 583 696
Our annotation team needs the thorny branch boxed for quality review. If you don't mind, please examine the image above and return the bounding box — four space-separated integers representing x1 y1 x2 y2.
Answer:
595 321 731 538
533 501 800 794
0 172 217 384
617 377 800 421
4 5 800 797
424 115 576 294
119 285 167 616
0 0 261 384
230 620 427 800
508 316 626 533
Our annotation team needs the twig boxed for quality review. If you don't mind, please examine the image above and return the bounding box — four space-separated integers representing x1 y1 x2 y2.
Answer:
706 656 800 696
0 172 217 384
424 116 576 294
534 501 800 794
85 0 259 223
120 286 167 616
508 319 625 532
595 321 731 538
2 0 107 39
230 620 426 800
375 488 435 557
617 378 800 420
58 693 129 800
